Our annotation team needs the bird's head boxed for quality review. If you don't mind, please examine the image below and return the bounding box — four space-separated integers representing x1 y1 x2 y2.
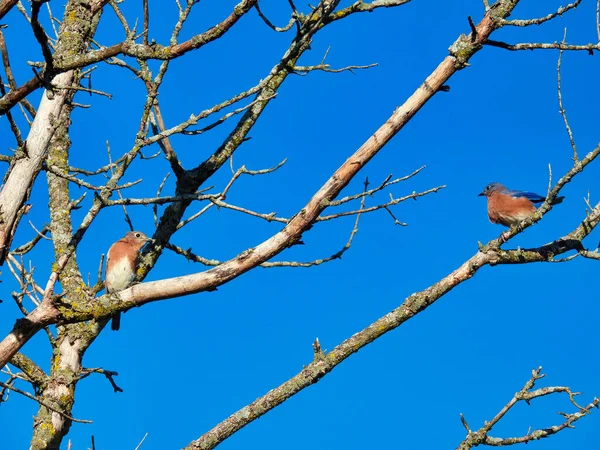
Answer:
123 231 152 250
478 182 506 198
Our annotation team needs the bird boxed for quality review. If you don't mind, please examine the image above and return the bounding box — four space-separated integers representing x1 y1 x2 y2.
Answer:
105 231 150 331
478 182 565 228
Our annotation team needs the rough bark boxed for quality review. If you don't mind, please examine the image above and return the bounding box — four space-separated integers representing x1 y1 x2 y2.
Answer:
0 70 73 263
0 0 18 21
20 1 104 449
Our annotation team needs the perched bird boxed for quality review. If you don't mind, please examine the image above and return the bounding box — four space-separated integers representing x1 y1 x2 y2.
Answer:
478 182 565 228
105 231 150 331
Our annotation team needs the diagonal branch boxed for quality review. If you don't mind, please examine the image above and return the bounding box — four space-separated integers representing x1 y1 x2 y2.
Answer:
9 352 48 389
0 380 92 423
0 0 18 20
0 75 43 117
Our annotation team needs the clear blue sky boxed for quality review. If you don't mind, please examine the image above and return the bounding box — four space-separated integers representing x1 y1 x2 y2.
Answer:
2 1 599 449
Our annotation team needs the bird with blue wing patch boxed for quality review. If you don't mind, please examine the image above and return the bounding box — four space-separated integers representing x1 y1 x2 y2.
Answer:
478 182 564 228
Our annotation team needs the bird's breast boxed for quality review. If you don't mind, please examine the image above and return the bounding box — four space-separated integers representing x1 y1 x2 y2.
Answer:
105 257 136 292
487 193 536 227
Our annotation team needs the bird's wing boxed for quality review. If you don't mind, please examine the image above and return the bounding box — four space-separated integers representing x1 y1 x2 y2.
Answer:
507 190 546 204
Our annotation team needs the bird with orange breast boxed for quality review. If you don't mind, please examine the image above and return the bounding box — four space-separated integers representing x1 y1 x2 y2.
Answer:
105 231 150 331
478 182 565 228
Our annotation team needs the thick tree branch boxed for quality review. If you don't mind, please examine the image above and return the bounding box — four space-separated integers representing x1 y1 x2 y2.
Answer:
9 352 48 389
0 71 73 264
0 0 18 20
0 75 42 116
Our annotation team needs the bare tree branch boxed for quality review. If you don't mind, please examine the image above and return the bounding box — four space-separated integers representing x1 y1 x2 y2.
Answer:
52 0 259 71
0 379 92 424
78 367 123 393
557 30 578 161
486 39 600 52
254 2 295 32
0 0 18 20
499 0 582 27
9 352 48 389
456 367 599 449
0 71 73 264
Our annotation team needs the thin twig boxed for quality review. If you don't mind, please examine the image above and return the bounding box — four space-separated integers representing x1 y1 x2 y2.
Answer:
254 2 295 32
0 380 92 423
499 0 582 27
79 367 123 393
557 29 578 161
134 433 149 450
485 39 600 53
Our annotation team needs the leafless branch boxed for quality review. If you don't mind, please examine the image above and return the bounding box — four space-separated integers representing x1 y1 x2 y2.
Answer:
78 367 123 393
144 86 272 144
597 0 600 42
134 433 149 450
254 2 295 32
486 39 600 53
557 30 578 161
51 0 260 71
456 367 599 449
293 46 377 76
106 141 135 231
0 380 92 423
167 178 369 269
327 0 412 23
9 352 48 388
499 0 582 27
293 62 377 75
101 190 213 207
30 0 54 74
46 164 141 191
0 0 19 20
150 103 184 177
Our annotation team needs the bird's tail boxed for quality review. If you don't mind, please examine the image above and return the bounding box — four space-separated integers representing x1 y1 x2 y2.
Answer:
551 196 565 205
111 312 121 331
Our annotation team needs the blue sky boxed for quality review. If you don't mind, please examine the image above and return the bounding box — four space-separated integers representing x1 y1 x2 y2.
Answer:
1 0 599 449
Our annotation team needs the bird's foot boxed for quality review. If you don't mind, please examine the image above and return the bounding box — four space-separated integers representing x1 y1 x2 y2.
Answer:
500 230 511 242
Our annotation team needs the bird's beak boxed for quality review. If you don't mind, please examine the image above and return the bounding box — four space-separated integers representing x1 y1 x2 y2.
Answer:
477 192 485 197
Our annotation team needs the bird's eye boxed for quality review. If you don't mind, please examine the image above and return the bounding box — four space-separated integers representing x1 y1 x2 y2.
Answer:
135 233 141 238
